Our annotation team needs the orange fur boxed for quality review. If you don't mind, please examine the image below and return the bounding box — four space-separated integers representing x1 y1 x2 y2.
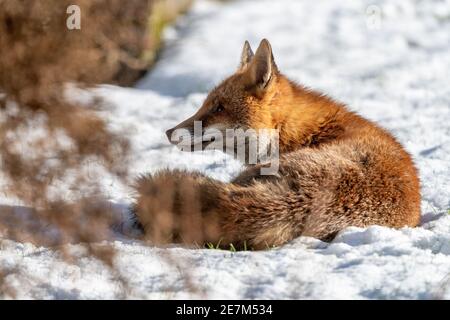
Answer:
135 39 421 249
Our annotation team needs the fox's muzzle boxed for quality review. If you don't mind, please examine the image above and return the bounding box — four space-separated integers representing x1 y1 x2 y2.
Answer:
165 113 198 145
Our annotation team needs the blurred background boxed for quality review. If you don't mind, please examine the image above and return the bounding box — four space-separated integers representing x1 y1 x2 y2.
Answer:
0 0 196 243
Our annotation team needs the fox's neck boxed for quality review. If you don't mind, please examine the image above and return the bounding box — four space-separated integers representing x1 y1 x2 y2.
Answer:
264 75 351 153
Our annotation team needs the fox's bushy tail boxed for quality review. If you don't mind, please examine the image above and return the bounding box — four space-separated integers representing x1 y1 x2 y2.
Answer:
133 169 313 249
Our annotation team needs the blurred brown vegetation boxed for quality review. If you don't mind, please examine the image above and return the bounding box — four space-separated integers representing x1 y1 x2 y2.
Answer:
134 170 223 246
0 0 192 297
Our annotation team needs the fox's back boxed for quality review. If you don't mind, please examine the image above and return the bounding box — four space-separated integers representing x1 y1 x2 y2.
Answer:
260 112 421 238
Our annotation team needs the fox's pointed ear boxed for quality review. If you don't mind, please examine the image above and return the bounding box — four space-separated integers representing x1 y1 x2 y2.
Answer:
238 40 254 70
246 39 278 92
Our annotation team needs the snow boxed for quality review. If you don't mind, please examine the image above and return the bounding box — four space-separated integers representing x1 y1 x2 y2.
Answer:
1 0 450 299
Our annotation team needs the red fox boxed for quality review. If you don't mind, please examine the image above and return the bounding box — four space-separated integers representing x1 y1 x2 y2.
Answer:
134 39 421 249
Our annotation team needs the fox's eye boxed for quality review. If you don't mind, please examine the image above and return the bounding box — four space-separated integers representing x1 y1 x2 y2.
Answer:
214 104 224 113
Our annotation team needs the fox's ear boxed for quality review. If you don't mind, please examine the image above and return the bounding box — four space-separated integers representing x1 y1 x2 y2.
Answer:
238 40 254 70
245 39 278 92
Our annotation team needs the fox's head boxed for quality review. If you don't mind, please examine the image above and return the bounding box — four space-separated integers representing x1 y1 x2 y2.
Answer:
166 39 281 160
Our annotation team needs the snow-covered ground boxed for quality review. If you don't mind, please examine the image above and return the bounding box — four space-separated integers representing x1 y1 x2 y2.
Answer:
1 0 450 299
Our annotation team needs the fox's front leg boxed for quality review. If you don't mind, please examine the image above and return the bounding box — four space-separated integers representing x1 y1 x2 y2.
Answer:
232 163 282 186
133 169 226 246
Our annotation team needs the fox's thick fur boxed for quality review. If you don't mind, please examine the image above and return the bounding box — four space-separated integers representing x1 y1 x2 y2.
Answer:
134 39 421 249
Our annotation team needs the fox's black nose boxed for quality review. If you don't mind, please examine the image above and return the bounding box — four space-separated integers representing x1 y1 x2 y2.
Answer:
166 128 174 141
